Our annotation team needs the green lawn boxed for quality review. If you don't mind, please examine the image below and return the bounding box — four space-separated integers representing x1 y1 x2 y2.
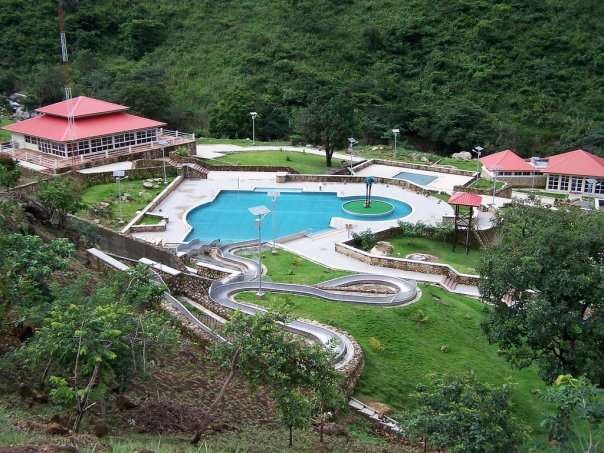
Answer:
213 150 335 174
437 157 480 172
343 200 393 215
0 118 13 142
137 214 164 225
389 236 482 274
516 189 569 200
469 177 506 190
197 137 290 147
237 251 548 444
79 177 174 228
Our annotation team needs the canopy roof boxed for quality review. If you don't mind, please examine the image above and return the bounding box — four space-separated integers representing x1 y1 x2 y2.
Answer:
480 149 535 172
3 112 165 142
545 149 604 178
448 191 482 207
36 96 128 118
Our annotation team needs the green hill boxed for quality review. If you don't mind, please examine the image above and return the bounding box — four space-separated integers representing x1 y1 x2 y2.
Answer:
1 0 604 156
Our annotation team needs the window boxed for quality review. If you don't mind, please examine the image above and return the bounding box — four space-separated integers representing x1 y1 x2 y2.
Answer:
136 129 156 144
560 175 570 191
570 176 583 192
547 175 559 190
595 179 604 195
25 135 38 145
78 140 90 155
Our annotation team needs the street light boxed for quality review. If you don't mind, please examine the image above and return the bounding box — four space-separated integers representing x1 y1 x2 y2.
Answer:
248 205 271 297
347 137 358 172
471 145 484 175
250 111 258 145
392 128 400 159
113 169 126 224
158 139 170 185
492 164 499 206
268 191 280 255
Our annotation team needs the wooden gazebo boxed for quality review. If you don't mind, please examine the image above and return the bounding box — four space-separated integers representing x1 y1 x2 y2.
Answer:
448 191 482 255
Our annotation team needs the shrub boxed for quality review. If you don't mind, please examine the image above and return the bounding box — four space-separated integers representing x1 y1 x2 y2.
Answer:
173 146 190 158
351 229 377 251
368 337 384 352
398 220 453 242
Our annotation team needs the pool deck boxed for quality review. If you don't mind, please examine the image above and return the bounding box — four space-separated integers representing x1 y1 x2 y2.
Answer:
355 163 473 192
131 170 454 246
129 171 481 296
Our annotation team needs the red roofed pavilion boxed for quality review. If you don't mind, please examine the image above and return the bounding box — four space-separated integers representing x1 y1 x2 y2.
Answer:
448 191 482 254
448 191 482 207
480 149 536 173
1 96 195 173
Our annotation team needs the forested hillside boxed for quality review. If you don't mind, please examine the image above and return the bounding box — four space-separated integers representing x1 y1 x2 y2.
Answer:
1 0 604 156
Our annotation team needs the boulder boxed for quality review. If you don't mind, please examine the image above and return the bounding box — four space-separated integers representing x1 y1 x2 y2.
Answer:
46 422 69 435
451 151 472 160
142 181 154 189
370 241 394 256
420 156 429 162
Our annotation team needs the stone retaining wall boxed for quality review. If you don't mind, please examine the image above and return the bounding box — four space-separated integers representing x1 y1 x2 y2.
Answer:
73 166 178 185
335 241 480 287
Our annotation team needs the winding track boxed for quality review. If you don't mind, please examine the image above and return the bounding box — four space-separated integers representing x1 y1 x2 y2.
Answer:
203 240 418 369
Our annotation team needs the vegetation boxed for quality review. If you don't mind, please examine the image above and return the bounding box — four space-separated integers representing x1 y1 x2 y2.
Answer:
37 177 83 224
207 311 342 447
404 373 527 452
3 2 604 155
236 252 548 441
0 118 13 142
389 236 481 274
79 177 174 228
516 188 569 200
480 203 604 385
539 375 604 450
214 150 337 174
0 156 21 190
351 229 378 251
437 157 479 172
469 177 506 190
343 200 393 215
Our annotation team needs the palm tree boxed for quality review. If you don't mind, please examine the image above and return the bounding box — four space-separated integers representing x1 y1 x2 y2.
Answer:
364 176 375 208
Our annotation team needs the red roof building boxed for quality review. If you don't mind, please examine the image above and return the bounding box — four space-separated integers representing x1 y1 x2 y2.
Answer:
479 149 536 174
1 96 173 160
448 191 482 207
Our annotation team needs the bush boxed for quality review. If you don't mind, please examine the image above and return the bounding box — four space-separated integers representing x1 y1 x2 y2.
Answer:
398 220 453 242
368 337 384 353
173 146 191 158
351 229 377 251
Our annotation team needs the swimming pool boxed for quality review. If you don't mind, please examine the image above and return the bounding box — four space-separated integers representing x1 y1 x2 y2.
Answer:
393 171 438 186
185 190 412 242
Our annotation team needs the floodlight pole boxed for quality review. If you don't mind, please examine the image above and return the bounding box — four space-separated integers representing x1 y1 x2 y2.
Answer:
492 165 499 206
158 139 170 185
348 137 358 172
269 192 280 255
256 217 264 297
392 129 400 159
472 146 484 175
250 112 258 145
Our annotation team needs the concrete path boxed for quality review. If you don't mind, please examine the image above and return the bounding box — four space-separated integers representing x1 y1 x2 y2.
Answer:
78 161 133 174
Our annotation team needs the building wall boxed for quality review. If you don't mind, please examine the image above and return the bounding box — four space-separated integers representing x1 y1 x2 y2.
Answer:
481 166 546 188
546 173 604 197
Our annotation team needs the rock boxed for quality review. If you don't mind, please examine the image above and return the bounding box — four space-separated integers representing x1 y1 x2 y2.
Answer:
96 202 110 209
142 181 154 189
116 394 138 411
451 151 472 160
122 193 133 201
369 241 394 256
320 422 349 437
405 253 439 262
420 156 429 162
93 219 100 224
46 422 69 435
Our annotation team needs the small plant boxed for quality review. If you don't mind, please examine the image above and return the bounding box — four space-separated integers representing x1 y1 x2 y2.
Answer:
368 337 384 352
173 146 191 158
352 229 377 251
414 309 429 324
440 344 449 353
285 155 292 162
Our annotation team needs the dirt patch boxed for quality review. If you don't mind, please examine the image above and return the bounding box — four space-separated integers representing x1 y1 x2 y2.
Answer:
110 340 275 435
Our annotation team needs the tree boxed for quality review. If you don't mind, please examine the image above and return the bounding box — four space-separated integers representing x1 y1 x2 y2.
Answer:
195 311 342 447
0 156 21 190
540 375 604 451
36 177 83 225
404 374 527 453
15 278 178 431
295 90 356 166
0 234 74 331
480 204 604 384
120 19 165 59
113 264 166 309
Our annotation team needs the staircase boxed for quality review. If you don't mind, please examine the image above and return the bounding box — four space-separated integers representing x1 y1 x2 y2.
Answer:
442 275 458 291
473 228 488 248
166 158 208 179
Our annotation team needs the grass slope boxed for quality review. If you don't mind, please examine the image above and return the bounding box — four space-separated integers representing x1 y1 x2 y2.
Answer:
388 236 482 274
214 150 335 174
0 118 13 142
79 178 174 228
239 251 547 443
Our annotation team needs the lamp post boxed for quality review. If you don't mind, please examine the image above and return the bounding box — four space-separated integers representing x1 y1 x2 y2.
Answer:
250 111 258 145
158 139 170 185
268 191 280 254
113 169 126 224
392 128 400 159
492 165 499 206
248 205 271 297
347 137 358 172
471 145 484 175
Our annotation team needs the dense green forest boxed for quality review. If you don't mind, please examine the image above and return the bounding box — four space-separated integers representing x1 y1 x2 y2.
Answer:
1 0 604 156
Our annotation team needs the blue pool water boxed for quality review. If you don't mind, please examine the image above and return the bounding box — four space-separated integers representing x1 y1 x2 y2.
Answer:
393 171 438 186
185 190 412 243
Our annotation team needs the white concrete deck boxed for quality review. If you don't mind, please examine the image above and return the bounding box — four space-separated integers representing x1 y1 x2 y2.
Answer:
78 161 133 174
355 163 473 193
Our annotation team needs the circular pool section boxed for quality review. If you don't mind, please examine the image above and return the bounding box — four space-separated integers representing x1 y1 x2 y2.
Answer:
342 199 395 217
185 190 412 243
